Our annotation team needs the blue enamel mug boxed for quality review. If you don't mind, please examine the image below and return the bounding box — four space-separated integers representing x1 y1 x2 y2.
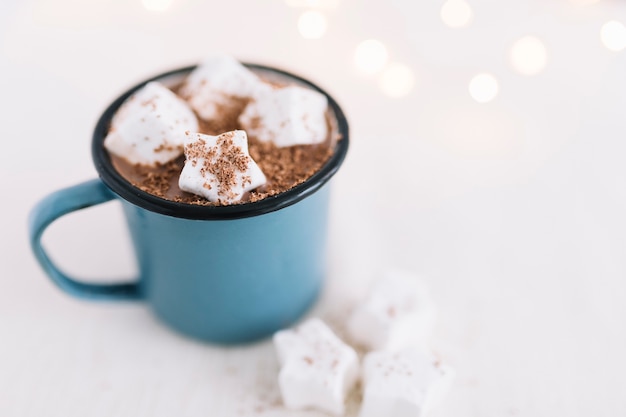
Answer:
28 64 349 344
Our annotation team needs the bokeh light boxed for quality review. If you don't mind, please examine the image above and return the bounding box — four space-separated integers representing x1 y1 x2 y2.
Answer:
141 0 174 12
379 63 415 98
440 0 473 28
601 21 626 52
510 36 548 76
354 40 389 75
298 11 328 39
469 73 499 103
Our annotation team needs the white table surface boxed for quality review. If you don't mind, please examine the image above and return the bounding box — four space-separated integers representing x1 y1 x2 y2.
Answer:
1 0 626 416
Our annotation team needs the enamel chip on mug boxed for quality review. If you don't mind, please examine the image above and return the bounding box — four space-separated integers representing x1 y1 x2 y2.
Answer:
346 270 437 352
239 85 329 147
178 130 266 204
103 82 199 166
180 55 265 121
360 349 455 417
273 318 359 416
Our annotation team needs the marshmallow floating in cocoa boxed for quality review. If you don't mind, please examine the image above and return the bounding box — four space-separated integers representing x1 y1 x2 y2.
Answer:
360 349 455 417
346 270 437 352
178 130 266 204
104 82 199 166
273 318 359 416
239 85 328 147
180 55 265 121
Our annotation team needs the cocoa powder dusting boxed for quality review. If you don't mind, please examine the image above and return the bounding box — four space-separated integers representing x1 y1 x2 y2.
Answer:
195 96 249 134
246 139 332 203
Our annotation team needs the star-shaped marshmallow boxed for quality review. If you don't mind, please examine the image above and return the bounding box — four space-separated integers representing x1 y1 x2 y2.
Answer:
239 85 329 147
360 349 455 417
178 130 266 203
346 270 437 352
104 82 199 166
179 55 265 121
273 318 359 416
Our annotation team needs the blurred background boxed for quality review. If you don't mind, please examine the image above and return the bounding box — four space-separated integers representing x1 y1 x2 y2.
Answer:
1 0 625 416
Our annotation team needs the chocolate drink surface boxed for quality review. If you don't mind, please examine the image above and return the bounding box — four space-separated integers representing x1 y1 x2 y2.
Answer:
107 65 340 206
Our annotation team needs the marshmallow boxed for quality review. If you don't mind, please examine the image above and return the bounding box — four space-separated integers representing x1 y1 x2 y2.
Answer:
273 318 359 416
178 131 266 203
239 85 328 147
360 349 455 417
104 82 198 166
180 55 264 121
346 270 437 352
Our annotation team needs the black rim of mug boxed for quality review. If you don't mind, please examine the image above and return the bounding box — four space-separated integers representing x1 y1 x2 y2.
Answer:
92 63 349 220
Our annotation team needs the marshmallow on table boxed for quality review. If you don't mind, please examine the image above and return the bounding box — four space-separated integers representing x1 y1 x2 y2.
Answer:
178 130 266 204
180 55 265 121
239 85 329 147
360 349 455 417
273 318 359 416
346 270 437 352
104 82 198 166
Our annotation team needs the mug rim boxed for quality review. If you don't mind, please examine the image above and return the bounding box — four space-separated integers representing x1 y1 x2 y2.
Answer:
92 63 349 220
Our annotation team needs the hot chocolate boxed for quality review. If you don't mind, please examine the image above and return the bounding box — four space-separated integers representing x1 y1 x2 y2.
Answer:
105 57 339 206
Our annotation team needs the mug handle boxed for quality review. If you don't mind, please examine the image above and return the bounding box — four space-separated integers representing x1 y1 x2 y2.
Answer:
28 179 142 300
